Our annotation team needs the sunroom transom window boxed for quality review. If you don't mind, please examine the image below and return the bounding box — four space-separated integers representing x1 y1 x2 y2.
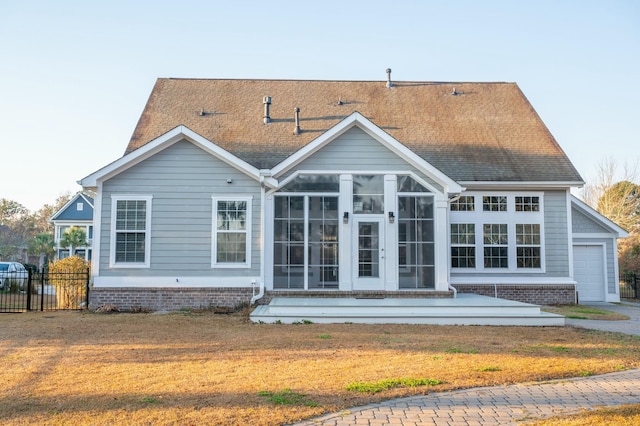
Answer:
353 175 383 214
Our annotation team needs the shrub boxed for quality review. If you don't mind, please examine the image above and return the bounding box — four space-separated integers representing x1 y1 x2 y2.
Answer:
48 256 90 309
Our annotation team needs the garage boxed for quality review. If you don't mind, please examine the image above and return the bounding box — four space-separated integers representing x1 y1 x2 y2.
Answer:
573 245 606 302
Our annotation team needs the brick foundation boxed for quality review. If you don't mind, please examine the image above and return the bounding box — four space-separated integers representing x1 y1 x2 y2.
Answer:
453 284 576 305
89 287 253 312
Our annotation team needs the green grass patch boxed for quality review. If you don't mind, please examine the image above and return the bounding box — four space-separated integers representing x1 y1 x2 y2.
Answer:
317 334 332 339
346 378 443 394
258 389 318 407
478 366 501 372
543 305 629 320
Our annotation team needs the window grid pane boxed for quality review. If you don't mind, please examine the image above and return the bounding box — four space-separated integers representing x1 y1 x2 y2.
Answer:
483 224 508 268
482 196 507 212
516 223 541 268
451 223 476 268
116 200 146 231
399 196 435 289
451 196 475 211
215 199 249 265
515 196 540 212
115 232 145 263
353 175 384 214
114 199 147 264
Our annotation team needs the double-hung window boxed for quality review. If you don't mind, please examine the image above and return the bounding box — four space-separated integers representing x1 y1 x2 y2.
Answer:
110 195 152 268
212 197 252 268
450 193 544 272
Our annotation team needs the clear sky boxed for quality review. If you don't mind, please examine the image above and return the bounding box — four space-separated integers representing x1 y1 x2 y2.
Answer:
1 0 638 211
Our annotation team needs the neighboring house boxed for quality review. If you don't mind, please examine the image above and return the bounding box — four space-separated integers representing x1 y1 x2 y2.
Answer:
79 74 627 317
50 192 94 261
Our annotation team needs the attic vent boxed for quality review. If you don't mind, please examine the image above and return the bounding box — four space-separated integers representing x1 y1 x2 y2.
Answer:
386 68 393 88
293 107 301 135
337 97 343 105
452 88 459 96
263 96 272 124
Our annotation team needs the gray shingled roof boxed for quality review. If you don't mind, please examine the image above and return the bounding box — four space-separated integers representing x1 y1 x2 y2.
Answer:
127 78 582 183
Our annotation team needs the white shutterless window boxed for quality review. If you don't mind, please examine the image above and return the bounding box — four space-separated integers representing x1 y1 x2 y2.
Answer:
109 195 152 268
212 197 252 268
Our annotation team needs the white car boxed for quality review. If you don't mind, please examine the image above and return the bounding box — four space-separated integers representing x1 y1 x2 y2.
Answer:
0 262 28 291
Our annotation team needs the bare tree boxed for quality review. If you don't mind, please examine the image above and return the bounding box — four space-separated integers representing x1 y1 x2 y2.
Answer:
581 157 639 231
581 157 640 273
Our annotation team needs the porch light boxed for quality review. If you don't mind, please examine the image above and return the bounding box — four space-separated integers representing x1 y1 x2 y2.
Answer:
343 212 349 224
388 211 395 223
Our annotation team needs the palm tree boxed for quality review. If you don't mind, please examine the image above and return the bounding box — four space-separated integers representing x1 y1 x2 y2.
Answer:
29 233 56 268
59 227 88 258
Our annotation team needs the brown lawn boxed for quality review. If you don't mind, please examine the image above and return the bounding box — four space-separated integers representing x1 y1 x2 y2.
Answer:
1 309 639 425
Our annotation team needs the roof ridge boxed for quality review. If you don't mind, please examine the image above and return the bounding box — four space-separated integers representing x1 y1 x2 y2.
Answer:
162 77 513 84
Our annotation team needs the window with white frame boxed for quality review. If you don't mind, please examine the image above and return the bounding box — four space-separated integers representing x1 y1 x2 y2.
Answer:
451 223 475 268
110 196 152 267
483 224 508 268
516 224 541 268
450 196 475 212
212 197 251 267
450 193 544 272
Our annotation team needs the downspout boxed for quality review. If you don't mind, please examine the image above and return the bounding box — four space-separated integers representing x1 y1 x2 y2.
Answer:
251 174 267 305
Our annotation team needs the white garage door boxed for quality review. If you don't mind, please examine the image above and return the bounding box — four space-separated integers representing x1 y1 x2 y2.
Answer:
573 245 605 302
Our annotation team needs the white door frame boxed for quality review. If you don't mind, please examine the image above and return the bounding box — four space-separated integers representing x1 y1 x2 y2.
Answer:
352 216 386 290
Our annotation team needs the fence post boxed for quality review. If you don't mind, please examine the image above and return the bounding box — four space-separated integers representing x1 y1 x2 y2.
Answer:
85 267 90 310
26 269 32 311
40 267 46 311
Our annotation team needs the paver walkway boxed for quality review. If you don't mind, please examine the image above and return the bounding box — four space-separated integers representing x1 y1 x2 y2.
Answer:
292 369 640 425
292 302 640 425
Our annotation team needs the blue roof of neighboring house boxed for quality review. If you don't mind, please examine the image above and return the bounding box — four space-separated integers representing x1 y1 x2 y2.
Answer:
50 193 94 221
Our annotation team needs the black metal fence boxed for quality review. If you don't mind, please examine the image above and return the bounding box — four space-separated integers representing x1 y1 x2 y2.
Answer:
620 272 639 300
0 268 90 312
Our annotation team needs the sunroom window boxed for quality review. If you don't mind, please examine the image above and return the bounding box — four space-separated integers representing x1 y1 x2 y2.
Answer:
450 193 544 272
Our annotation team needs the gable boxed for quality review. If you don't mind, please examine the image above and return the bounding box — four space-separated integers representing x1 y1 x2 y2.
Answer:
572 207 612 234
80 126 264 189
570 196 628 237
50 193 94 221
282 126 444 192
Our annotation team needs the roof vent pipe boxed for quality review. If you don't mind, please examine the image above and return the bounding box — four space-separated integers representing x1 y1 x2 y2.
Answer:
293 107 301 135
386 68 393 88
263 96 272 124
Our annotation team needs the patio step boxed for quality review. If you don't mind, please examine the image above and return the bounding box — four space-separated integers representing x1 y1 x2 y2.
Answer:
250 294 565 326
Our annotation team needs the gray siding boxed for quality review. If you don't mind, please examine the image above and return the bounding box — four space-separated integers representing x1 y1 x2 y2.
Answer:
572 207 611 234
282 126 444 192
543 191 570 276
99 140 261 277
